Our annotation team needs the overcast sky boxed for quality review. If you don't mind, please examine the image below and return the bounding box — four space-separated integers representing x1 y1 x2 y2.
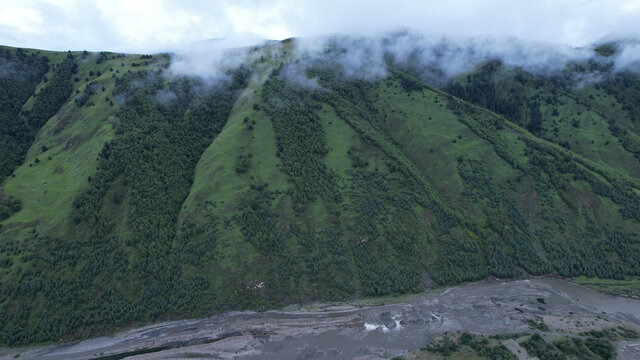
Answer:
1 0 640 52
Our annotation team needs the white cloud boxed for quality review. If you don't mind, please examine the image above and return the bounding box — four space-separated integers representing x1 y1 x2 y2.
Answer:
168 35 259 80
0 5 42 35
615 42 640 71
223 2 295 40
0 0 639 53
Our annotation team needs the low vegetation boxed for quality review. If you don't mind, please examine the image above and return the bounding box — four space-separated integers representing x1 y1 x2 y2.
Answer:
406 326 638 360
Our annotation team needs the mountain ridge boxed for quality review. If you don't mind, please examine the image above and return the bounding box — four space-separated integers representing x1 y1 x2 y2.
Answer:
0 39 639 345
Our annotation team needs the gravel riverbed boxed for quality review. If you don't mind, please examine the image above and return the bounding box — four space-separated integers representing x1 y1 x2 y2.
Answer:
2 277 639 360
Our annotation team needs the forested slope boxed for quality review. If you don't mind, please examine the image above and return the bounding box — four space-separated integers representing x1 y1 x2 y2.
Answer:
0 40 639 346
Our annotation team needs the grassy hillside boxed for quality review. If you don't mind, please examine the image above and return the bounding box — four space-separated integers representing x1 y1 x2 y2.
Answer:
0 40 639 346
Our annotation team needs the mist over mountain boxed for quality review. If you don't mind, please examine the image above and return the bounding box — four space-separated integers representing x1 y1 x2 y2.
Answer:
167 31 640 87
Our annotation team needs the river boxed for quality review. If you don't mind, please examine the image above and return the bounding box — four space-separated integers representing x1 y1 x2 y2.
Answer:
2 277 639 360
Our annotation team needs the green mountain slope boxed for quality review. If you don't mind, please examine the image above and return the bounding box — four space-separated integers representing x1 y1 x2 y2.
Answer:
0 40 639 346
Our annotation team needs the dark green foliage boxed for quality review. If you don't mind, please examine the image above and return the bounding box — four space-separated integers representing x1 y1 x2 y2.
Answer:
424 336 460 356
445 61 528 127
344 169 423 294
430 234 487 284
243 66 438 299
601 71 640 123
75 69 248 244
27 55 76 128
581 326 640 341
585 338 615 359
594 43 617 57
298 227 355 295
520 334 566 360
527 102 543 134
522 333 617 360
436 67 640 282
0 49 50 179
425 332 517 360
527 317 549 331
394 69 425 93
237 190 285 253
0 68 249 346
235 154 249 173
262 74 338 211
0 195 22 221
552 338 590 359
456 158 548 277
255 68 426 298
322 69 462 235
444 60 640 162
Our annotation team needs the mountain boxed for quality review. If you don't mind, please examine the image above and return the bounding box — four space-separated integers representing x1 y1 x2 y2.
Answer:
0 39 639 346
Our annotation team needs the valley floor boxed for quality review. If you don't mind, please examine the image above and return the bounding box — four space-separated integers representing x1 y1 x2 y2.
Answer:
1 277 639 360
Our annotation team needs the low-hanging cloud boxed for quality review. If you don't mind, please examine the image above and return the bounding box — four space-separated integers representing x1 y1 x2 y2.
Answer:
285 31 639 86
302 33 594 74
614 41 640 71
166 30 640 89
167 34 262 81
4 1 640 87
279 62 323 90
153 89 177 105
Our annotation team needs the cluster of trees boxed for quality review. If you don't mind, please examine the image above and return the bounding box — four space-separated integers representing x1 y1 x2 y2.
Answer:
236 190 285 253
0 233 210 345
74 69 248 247
424 332 517 360
540 228 640 279
345 169 422 294
27 55 76 128
434 63 640 283
444 62 540 132
521 333 615 360
519 138 640 223
0 50 75 182
254 64 640 302
423 328 629 360
601 71 640 123
326 70 462 233
262 74 338 211
523 135 640 278
0 49 50 178
445 58 640 177
74 81 100 107
457 158 552 278
606 119 640 160
298 227 354 296
240 66 440 297
234 153 250 173
1 68 249 346
0 195 21 222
